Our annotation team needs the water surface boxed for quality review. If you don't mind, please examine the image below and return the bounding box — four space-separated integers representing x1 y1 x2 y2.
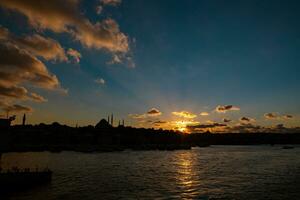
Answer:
1 145 300 200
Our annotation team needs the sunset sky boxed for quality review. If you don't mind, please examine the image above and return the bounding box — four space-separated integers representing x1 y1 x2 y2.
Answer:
0 0 299 132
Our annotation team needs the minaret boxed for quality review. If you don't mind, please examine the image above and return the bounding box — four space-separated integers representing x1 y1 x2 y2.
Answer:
108 115 110 124
22 113 26 126
111 113 113 126
122 119 125 126
118 120 120 126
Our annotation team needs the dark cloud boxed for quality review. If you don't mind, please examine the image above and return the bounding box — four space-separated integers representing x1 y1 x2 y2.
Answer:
153 120 167 127
130 108 162 120
223 118 232 123
283 115 293 119
225 123 262 133
3 104 33 113
264 113 279 119
239 117 255 123
215 105 240 113
153 120 167 124
187 122 227 129
147 108 162 116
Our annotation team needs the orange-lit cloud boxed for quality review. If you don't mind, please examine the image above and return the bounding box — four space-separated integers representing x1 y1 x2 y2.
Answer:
0 26 67 62
30 92 47 102
0 0 129 53
0 42 60 89
0 39 62 114
172 111 197 118
200 112 209 116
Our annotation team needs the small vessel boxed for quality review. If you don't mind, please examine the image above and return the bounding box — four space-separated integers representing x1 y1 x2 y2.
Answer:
0 168 52 191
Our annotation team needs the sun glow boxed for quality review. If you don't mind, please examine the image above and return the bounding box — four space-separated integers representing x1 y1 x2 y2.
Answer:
173 120 199 133
178 127 187 132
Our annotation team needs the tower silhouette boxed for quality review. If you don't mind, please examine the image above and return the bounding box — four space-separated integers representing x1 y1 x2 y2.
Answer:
22 113 26 126
111 114 113 126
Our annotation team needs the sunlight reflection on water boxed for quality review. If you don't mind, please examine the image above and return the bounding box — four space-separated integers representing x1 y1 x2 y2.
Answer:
1 145 300 200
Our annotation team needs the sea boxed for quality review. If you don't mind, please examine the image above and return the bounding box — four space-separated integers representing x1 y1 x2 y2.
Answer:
1 145 299 200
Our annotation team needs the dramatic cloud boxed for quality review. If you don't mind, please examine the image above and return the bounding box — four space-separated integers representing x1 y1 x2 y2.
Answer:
200 112 209 116
0 40 61 113
0 85 28 99
147 108 162 116
67 48 81 63
0 26 67 62
215 105 240 113
95 78 106 85
0 0 129 53
239 117 255 124
0 85 46 102
0 42 60 89
172 111 197 118
264 113 279 120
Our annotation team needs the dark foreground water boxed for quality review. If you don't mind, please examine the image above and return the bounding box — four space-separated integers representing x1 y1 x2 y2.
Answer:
1 145 300 200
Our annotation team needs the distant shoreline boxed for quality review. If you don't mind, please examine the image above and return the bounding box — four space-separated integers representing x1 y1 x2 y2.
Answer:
0 124 299 153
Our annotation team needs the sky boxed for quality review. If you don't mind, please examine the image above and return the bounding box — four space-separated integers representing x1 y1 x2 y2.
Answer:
0 0 299 133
